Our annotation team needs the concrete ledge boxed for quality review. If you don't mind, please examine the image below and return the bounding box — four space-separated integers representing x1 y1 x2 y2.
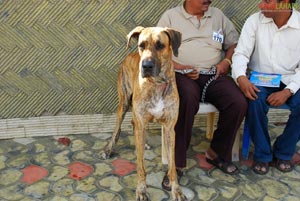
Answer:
0 112 142 139
0 109 290 139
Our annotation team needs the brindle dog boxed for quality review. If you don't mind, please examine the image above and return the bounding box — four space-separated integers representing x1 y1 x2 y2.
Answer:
102 26 186 201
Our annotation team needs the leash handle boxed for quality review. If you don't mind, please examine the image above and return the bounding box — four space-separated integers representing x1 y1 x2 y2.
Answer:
199 65 217 76
174 69 194 74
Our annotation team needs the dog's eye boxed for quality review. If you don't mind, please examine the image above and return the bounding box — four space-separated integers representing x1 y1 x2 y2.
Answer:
139 42 145 50
156 41 165 50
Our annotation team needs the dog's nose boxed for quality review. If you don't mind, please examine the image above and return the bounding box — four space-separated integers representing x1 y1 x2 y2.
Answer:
142 59 154 70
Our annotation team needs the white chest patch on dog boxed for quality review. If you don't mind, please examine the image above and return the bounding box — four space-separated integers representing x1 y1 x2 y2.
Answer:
148 98 165 117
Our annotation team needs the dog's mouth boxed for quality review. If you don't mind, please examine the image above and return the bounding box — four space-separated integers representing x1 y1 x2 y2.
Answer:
142 69 159 78
142 70 153 78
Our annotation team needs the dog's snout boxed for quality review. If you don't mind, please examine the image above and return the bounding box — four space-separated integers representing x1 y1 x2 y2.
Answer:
141 58 157 78
142 59 154 70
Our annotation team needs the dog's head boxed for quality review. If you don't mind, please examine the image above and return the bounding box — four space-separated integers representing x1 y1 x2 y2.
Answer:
127 26 181 78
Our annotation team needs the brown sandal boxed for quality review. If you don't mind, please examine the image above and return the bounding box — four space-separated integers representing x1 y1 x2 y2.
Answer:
206 157 239 175
253 161 269 175
274 158 293 173
161 169 183 191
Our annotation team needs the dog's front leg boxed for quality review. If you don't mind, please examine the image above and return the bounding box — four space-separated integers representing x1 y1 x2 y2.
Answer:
133 119 149 201
164 124 187 201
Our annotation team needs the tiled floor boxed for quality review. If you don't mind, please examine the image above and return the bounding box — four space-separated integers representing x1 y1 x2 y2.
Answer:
0 124 299 201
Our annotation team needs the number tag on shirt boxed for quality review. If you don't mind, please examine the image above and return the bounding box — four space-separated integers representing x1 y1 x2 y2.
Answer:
212 31 224 43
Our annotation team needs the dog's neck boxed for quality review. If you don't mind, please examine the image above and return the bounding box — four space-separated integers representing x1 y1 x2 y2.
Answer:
154 76 173 98
140 72 175 98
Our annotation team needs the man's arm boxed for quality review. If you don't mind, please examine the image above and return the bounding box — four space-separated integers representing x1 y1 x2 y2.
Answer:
231 15 257 80
232 15 260 100
215 11 238 79
267 61 300 106
215 44 236 79
224 44 236 60
284 64 300 96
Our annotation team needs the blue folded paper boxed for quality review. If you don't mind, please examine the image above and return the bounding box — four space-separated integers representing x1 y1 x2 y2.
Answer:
249 71 281 87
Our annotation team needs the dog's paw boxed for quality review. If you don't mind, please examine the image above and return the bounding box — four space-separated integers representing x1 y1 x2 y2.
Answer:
145 143 151 150
173 194 187 201
136 193 150 201
136 192 150 201
136 182 149 201
101 149 112 160
172 185 187 201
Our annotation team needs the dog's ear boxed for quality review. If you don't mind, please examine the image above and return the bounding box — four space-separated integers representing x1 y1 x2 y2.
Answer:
163 28 182 57
127 26 145 48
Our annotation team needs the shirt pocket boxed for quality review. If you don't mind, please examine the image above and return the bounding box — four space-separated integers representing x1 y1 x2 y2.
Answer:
276 45 300 70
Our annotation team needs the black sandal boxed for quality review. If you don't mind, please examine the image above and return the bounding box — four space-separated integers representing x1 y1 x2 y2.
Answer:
252 161 269 175
274 158 293 173
161 169 183 191
206 157 239 175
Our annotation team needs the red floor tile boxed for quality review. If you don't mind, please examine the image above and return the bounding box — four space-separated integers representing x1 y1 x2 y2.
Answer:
21 165 48 185
292 152 300 165
112 159 136 176
241 159 253 167
57 137 71 146
195 154 214 170
240 152 254 167
68 161 93 180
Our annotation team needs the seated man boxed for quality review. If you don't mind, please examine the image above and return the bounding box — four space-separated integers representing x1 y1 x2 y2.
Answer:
157 0 247 190
232 0 300 174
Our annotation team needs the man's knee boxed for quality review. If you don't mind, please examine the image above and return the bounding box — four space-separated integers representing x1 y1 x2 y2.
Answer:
239 95 248 110
248 96 265 108
232 93 248 114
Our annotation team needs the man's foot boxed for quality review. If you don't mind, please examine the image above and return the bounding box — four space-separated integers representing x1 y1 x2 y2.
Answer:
205 149 239 175
274 158 293 173
252 161 269 175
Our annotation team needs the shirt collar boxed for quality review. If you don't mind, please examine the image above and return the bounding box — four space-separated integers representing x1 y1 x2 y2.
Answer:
181 4 212 19
286 9 300 29
260 9 300 29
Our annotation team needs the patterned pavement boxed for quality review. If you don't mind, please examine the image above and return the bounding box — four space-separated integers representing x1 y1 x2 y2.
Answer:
0 123 300 201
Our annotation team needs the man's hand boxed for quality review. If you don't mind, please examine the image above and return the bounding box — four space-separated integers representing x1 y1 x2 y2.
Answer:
173 61 199 80
267 89 292 107
186 69 199 80
237 76 260 100
215 59 231 79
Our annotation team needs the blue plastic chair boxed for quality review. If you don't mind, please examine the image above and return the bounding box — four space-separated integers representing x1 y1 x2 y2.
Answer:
242 104 290 160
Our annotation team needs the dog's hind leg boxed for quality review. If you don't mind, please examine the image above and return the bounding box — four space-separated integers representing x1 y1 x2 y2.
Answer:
102 76 132 159
102 102 129 159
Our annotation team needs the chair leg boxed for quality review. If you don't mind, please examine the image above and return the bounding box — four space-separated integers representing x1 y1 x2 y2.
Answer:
206 112 216 140
242 120 251 160
232 130 240 161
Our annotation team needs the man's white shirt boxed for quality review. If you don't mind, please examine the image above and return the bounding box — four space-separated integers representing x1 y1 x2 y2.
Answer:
232 9 300 94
